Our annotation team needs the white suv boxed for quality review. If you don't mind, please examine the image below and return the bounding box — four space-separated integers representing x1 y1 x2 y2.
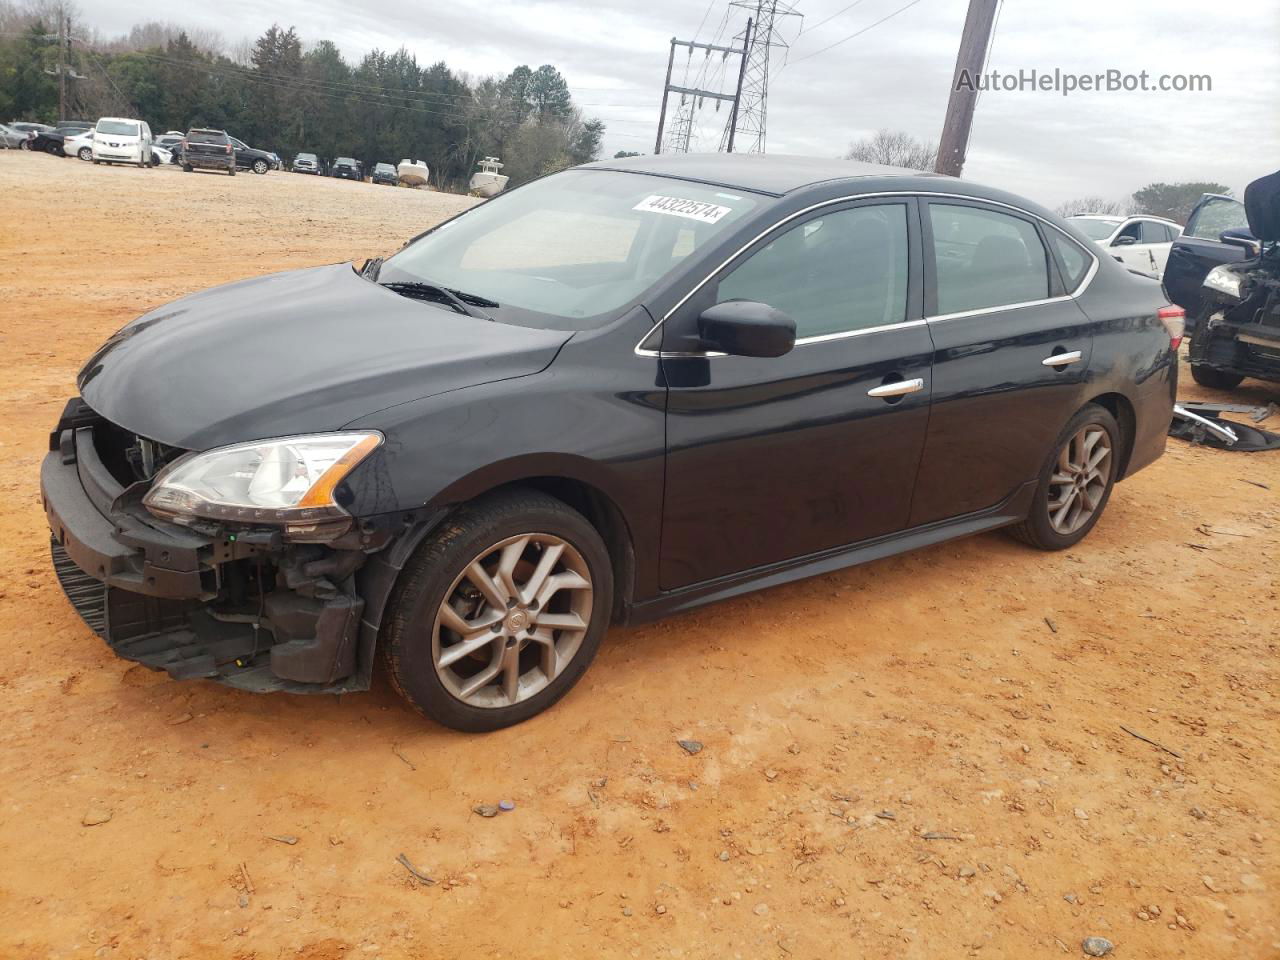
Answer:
1067 214 1183 279
91 117 154 168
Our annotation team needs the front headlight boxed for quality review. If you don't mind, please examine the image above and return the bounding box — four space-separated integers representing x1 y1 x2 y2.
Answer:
1203 265 1245 300
143 432 382 538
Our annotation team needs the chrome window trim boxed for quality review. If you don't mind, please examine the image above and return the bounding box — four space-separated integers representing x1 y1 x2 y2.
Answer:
633 189 1100 359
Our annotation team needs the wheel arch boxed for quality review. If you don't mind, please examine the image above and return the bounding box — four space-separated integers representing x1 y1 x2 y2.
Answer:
1085 391 1137 478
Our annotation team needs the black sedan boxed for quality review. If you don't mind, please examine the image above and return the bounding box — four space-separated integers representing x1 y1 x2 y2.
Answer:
40 155 1180 731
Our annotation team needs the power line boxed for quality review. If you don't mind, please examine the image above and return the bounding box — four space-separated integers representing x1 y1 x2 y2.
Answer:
798 0 871 36
786 0 928 66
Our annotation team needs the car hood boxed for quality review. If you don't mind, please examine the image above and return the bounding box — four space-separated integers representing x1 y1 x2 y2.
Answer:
78 263 572 450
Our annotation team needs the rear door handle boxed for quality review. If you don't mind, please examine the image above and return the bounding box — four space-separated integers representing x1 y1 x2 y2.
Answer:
1042 350 1083 367
867 377 925 398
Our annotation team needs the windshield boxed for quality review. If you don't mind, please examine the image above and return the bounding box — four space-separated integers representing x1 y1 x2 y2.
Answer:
1186 197 1248 240
335 157 356 165
297 153 316 161
1068 217 1122 240
378 169 762 329
375 164 394 173
96 120 139 136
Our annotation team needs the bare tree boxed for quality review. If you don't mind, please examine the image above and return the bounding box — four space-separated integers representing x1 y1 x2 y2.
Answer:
844 129 937 171
1054 196 1131 218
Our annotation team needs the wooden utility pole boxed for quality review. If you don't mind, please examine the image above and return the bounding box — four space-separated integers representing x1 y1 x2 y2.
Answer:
654 39 677 154
725 18 753 153
57 13 69 121
934 0 998 177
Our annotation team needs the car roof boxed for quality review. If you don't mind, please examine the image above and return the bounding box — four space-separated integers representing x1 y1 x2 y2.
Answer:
582 152 947 197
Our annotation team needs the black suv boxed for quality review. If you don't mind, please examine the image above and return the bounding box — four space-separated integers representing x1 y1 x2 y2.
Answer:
371 162 397 186
332 157 362 181
1164 193 1257 324
1183 170 1280 389
181 129 235 175
40 155 1179 731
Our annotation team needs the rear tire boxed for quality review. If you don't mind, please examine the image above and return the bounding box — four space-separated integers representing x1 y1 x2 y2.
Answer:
1190 364 1244 390
77 147 91 161
381 490 613 732
182 164 193 172
1008 403 1121 551
228 167 236 176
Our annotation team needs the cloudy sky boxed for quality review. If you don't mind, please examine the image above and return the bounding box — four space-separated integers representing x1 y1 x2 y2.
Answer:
84 0 1279 207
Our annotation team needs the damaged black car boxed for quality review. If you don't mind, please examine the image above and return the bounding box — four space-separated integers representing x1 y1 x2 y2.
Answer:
42 154 1179 731
1186 170 1280 390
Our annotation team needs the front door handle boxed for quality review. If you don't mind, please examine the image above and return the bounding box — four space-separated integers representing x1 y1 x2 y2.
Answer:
867 377 925 398
1042 350 1083 367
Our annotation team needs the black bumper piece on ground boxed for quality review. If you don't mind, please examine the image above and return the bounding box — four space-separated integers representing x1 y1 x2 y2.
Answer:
41 408 370 694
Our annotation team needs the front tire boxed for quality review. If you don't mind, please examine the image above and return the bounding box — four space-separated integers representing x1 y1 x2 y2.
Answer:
252 159 268 174
1190 363 1244 390
78 147 91 161
1008 403 1120 551
382 490 613 732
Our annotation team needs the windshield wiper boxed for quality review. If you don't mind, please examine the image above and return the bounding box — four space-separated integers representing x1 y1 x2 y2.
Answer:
379 281 496 321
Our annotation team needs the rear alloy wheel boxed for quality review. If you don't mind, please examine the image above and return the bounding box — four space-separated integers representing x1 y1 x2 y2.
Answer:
252 158 268 175
77 147 91 161
382 490 612 731
1009 403 1120 550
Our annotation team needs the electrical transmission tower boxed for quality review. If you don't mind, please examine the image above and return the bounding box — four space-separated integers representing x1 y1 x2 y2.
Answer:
720 0 801 154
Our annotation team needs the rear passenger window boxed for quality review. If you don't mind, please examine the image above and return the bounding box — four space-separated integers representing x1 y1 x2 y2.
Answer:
1048 232 1092 291
716 203 909 338
929 204 1049 314
1139 221 1170 243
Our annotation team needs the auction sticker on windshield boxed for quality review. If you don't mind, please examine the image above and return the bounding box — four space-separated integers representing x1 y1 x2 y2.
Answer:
633 195 732 224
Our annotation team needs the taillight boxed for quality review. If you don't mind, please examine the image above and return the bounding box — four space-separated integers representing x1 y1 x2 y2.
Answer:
1158 305 1185 349
226 143 232 154
180 140 187 151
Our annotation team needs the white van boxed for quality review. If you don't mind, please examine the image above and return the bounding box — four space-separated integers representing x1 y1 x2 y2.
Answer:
91 117 153 167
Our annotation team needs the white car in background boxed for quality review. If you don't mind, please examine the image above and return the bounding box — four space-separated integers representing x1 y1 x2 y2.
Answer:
64 129 95 160
151 144 173 166
1067 214 1183 279
90 116 153 167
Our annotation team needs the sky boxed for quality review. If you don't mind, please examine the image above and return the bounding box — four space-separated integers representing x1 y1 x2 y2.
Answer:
81 0 1280 208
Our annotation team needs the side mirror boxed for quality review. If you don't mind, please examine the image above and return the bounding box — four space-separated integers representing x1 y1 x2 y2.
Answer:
1220 228 1260 256
698 300 796 358
1112 235 1137 247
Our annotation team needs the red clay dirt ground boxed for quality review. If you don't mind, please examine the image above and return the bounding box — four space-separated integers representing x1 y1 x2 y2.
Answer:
0 151 1276 959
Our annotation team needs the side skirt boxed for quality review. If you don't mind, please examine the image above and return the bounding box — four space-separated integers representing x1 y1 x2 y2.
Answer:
626 480 1038 625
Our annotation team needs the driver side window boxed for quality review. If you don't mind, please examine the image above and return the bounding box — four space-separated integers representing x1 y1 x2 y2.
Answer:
715 204 910 339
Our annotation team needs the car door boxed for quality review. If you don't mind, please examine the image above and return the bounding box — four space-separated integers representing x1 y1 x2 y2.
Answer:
1163 195 1252 315
909 199 1094 527
658 197 934 590
1109 219 1149 273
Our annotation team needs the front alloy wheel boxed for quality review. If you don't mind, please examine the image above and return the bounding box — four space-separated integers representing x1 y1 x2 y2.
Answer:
252 158 268 175
432 534 592 708
383 489 613 731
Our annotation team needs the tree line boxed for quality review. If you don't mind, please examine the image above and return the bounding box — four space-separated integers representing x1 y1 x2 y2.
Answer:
843 129 1231 225
0 4 605 191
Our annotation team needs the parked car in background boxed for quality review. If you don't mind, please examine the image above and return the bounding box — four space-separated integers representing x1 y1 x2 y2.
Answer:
9 121 52 135
64 129 95 160
331 156 362 181
40 155 1181 731
292 152 320 174
151 144 173 167
1163 194 1257 327
0 122 34 149
1067 214 1182 279
91 117 153 167
268 152 283 170
227 135 274 175
1181 172 1278 390
371 162 398 185
29 129 66 155
181 128 236 175
54 120 93 135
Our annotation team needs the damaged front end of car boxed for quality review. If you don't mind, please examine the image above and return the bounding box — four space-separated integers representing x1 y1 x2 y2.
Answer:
1189 170 1280 385
41 398 419 692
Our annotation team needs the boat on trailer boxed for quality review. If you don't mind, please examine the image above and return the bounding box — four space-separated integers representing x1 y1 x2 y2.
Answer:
469 157 509 197
396 158 430 187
